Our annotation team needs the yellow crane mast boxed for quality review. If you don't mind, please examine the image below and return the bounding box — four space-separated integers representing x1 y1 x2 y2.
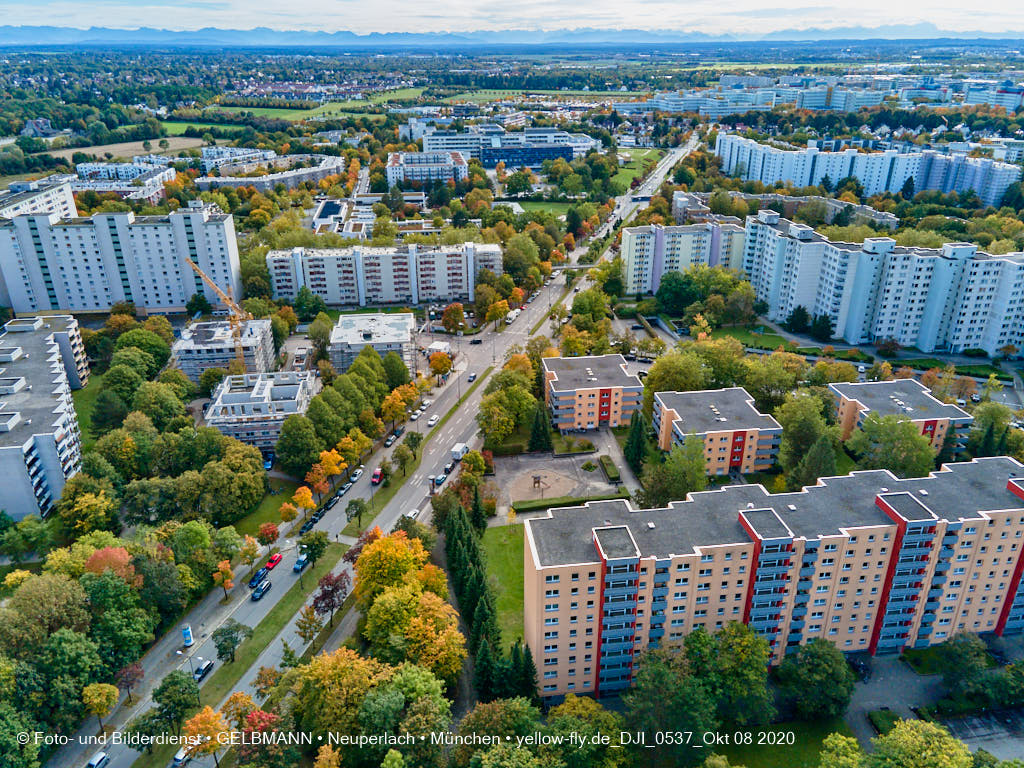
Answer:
184 257 252 371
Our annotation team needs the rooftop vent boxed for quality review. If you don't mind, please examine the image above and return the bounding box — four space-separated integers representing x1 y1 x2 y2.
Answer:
787 504 797 511
919 489 929 496
647 522 656 529
746 502 754 509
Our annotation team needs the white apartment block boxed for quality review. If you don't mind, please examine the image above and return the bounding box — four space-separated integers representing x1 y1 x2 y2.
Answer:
385 151 469 187
205 371 315 450
266 242 503 307
742 209 1024 357
328 312 416 373
76 162 175 181
195 155 345 192
714 134 1022 207
0 201 242 315
200 146 278 173
422 125 598 161
0 179 77 219
621 223 746 294
172 318 276 383
0 316 88 520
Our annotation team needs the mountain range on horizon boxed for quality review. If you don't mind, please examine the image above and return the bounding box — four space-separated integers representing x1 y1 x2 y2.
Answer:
1 22 1024 47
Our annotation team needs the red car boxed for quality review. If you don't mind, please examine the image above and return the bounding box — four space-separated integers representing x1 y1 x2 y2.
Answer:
265 553 283 570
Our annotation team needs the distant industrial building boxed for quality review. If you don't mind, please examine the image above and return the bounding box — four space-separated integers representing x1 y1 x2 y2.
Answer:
0 201 241 315
205 371 316 450
0 316 88 520
266 242 502 306
172 318 276 383
542 355 642 431
830 380 973 452
652 387 782 474
385 151 469 187
328 312 416 373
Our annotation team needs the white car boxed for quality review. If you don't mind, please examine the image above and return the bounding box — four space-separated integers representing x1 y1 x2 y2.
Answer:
427 414 440 427
410 411 421 421
421 399 433 407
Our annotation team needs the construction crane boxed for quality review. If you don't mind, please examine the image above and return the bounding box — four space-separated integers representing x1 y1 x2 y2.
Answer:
184 257 252 371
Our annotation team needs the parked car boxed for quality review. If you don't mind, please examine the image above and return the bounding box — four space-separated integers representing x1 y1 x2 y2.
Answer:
371 467 383 485
262 455 274 471
422 399 433 407
467 372 477 382
86 752 110 768
434 474 446 487
971 393 981 403
193 659 215 682
339 481 353 495
248 568 269 589
630 324 644 330
299 519 315 535
293 553 309 572
384 435 396 447
266 553 283 569
410 411 421 421
172 747 192 767
251 580 272 601
427 414 440 427
350 467 364 481
470 338 483 345
311 509 325 522
444 461 455 474
394 425 405 437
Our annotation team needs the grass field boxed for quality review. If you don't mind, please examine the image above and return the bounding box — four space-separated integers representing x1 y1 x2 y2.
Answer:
131 543 347 768
901 644 996 675
710 326 790 350
161 120 248 135
0 171 55 190
719 718 855 768
234 478 301 539
71 372 104 452
206 88 421 121
42 136 216 161
612 148 666 188
899 358 1010 380
515 201 574 216
481 525 525 645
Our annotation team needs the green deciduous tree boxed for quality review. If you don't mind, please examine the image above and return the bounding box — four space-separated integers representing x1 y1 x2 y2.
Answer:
638 436 707 508
848 413 935 478
212 619 253 663
776 638 856 720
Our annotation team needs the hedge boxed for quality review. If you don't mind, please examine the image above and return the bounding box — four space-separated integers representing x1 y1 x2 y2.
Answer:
511 488 631 514
599 454 621 483
868 709 901 735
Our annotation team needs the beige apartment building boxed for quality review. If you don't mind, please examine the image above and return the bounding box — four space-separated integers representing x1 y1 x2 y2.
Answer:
652 387 782 474
524 457 1024 699
542 355 643 432
830 379 973 451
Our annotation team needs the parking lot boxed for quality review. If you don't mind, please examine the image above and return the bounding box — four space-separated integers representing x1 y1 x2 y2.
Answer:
942 710 1024 760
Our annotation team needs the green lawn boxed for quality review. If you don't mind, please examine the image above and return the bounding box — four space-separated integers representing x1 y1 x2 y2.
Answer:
710 326 790 350
516 201 574 216
612 148 666 188
71 372 104 452
131 543 347 768
161 120 248 135
720 718 854 768
234 478 301 539
796 346 874 363
552 431 596 454
901 644 996 675
899 358 1010 381
481 525 525 645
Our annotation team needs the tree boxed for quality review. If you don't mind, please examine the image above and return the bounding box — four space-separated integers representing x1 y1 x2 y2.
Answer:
314 745 342 768
199 367 228 397
346 498 370 529
91 389 128 436
382 351 410 390
212 559 234 599
392 443 415 477
82 682 119 731
442 302 466 334
527 404 553 452
253 666 281 700
299 530 329 570
404 430 424 458
848 414 935 478
789 432 837 490
776 638 856 720
124 710 166 755
186 292 213 316
783 305 811 334
221 691 256 730
183 705 230 767
428 351 453 382
642 351 707 417
212 619 253 663
936 632 991 695
313 571 351 627
624 410 647 474
276 415 324 478
817 733 863 768
638 436 707 508
547 694 626 768
868 720 971 768
115 662 144 704
296 604 324 646
354 531 429 611
486 299 510 329
153 670 199 735
115 328 171 370
470 484 487 532
256 522 279 547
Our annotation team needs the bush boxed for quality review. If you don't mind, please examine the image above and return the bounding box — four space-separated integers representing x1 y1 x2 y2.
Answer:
581 461 597 472
868 709 900 734
511 488 631 514
599 454 621 483
962 348 989 358
490 443 525 456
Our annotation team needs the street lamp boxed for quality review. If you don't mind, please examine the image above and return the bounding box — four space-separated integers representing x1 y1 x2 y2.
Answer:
176 650 201 677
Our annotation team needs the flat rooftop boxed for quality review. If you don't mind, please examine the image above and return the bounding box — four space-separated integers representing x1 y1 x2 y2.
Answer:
543 354 641 391
527 457 1024 567
830 379 970 421
174 319 271 351
330 312 415 346
656 387 780 434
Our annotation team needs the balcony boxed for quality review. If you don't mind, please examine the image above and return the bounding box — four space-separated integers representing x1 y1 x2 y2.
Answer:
799 566 816 578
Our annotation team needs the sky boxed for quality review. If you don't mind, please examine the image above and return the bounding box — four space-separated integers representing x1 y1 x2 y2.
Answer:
0 0 1020 37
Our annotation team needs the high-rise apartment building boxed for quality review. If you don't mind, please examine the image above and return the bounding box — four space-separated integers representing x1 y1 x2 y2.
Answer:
542 355 643 431
0 179 77 219
652 387 781 473
0 316 87 520
328 312 416 373
524 457 1024 698
620 223 746 294
0 201 242 315
714 134 1022 207
385 151 469 187
266 242 502 307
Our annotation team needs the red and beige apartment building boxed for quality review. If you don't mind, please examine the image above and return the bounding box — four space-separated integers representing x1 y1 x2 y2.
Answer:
524 457 1024 699
652 386 782 474
829 379 973 451
542 355 643 432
